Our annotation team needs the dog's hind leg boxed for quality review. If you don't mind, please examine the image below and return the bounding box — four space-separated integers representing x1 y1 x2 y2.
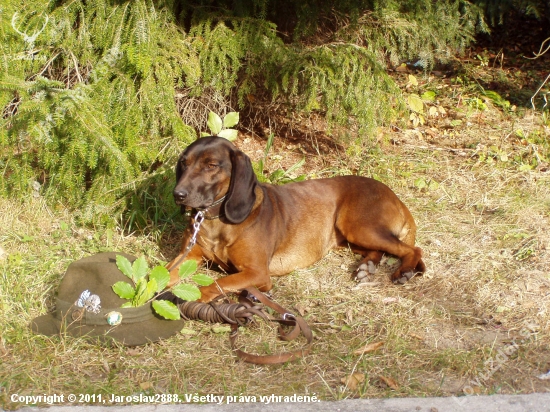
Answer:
389 242 424 284
346 231 424 284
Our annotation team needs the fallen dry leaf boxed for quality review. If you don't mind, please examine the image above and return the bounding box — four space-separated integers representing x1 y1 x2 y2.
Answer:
395 63 408 72
294 303 307 316
424 127 439 137
341 373 365 391
101 360 110 374
140 381 153 391
463 385 482 395
379 375 399 390
0 341 8 358
428 106 439 118
409 333 425 341
346 309 353 323
211 325 231 334
353 341 384 355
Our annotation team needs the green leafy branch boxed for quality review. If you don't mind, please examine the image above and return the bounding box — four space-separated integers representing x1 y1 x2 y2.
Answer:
201 111 239 141
405 75 447 126
112 255 214 320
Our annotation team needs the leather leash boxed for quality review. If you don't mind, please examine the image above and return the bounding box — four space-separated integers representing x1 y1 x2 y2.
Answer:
229 287 313 365
176 287 313 365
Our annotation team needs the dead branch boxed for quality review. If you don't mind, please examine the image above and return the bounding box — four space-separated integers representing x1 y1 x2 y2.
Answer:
525 36 550 59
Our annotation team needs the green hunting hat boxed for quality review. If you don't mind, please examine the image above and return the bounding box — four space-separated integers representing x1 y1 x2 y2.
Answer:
31 252 184 346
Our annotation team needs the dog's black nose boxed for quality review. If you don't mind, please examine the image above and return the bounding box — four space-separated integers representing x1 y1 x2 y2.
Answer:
173 189 188 203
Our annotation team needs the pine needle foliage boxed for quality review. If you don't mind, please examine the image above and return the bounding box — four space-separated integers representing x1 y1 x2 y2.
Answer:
1 0 488 226
1 0 194 225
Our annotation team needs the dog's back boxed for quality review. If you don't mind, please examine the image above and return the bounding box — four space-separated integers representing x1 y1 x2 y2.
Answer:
252 176 418 276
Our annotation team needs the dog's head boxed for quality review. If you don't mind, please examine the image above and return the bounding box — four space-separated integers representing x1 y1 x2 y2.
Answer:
174 136 258 223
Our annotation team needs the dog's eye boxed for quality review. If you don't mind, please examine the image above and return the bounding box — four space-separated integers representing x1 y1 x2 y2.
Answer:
206 163 218 169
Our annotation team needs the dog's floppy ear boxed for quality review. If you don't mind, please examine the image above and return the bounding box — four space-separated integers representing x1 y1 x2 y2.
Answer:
224 149 258 224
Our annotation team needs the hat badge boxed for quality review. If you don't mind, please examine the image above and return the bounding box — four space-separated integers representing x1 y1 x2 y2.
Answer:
75 290 101 314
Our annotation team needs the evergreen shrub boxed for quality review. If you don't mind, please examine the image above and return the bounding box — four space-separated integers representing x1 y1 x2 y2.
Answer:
1 0 491 226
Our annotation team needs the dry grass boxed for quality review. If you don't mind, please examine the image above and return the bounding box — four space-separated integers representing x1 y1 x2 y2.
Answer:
2 70 550 409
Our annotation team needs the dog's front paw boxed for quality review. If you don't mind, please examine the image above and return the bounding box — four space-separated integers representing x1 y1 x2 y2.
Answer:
198 285 223 303
354 261 377 282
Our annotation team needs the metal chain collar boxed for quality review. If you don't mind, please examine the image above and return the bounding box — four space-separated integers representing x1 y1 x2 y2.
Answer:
187 210 205 252
179 195 226 260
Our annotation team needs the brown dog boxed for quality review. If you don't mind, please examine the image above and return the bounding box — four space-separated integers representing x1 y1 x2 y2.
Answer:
166 136 425 302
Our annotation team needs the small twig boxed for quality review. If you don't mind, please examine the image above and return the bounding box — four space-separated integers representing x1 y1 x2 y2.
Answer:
402 143 474 154
530 73 550 110
70 51 83 84
525 37 550 110
525 37 550 60
492 49 504 69
29 52 60 80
